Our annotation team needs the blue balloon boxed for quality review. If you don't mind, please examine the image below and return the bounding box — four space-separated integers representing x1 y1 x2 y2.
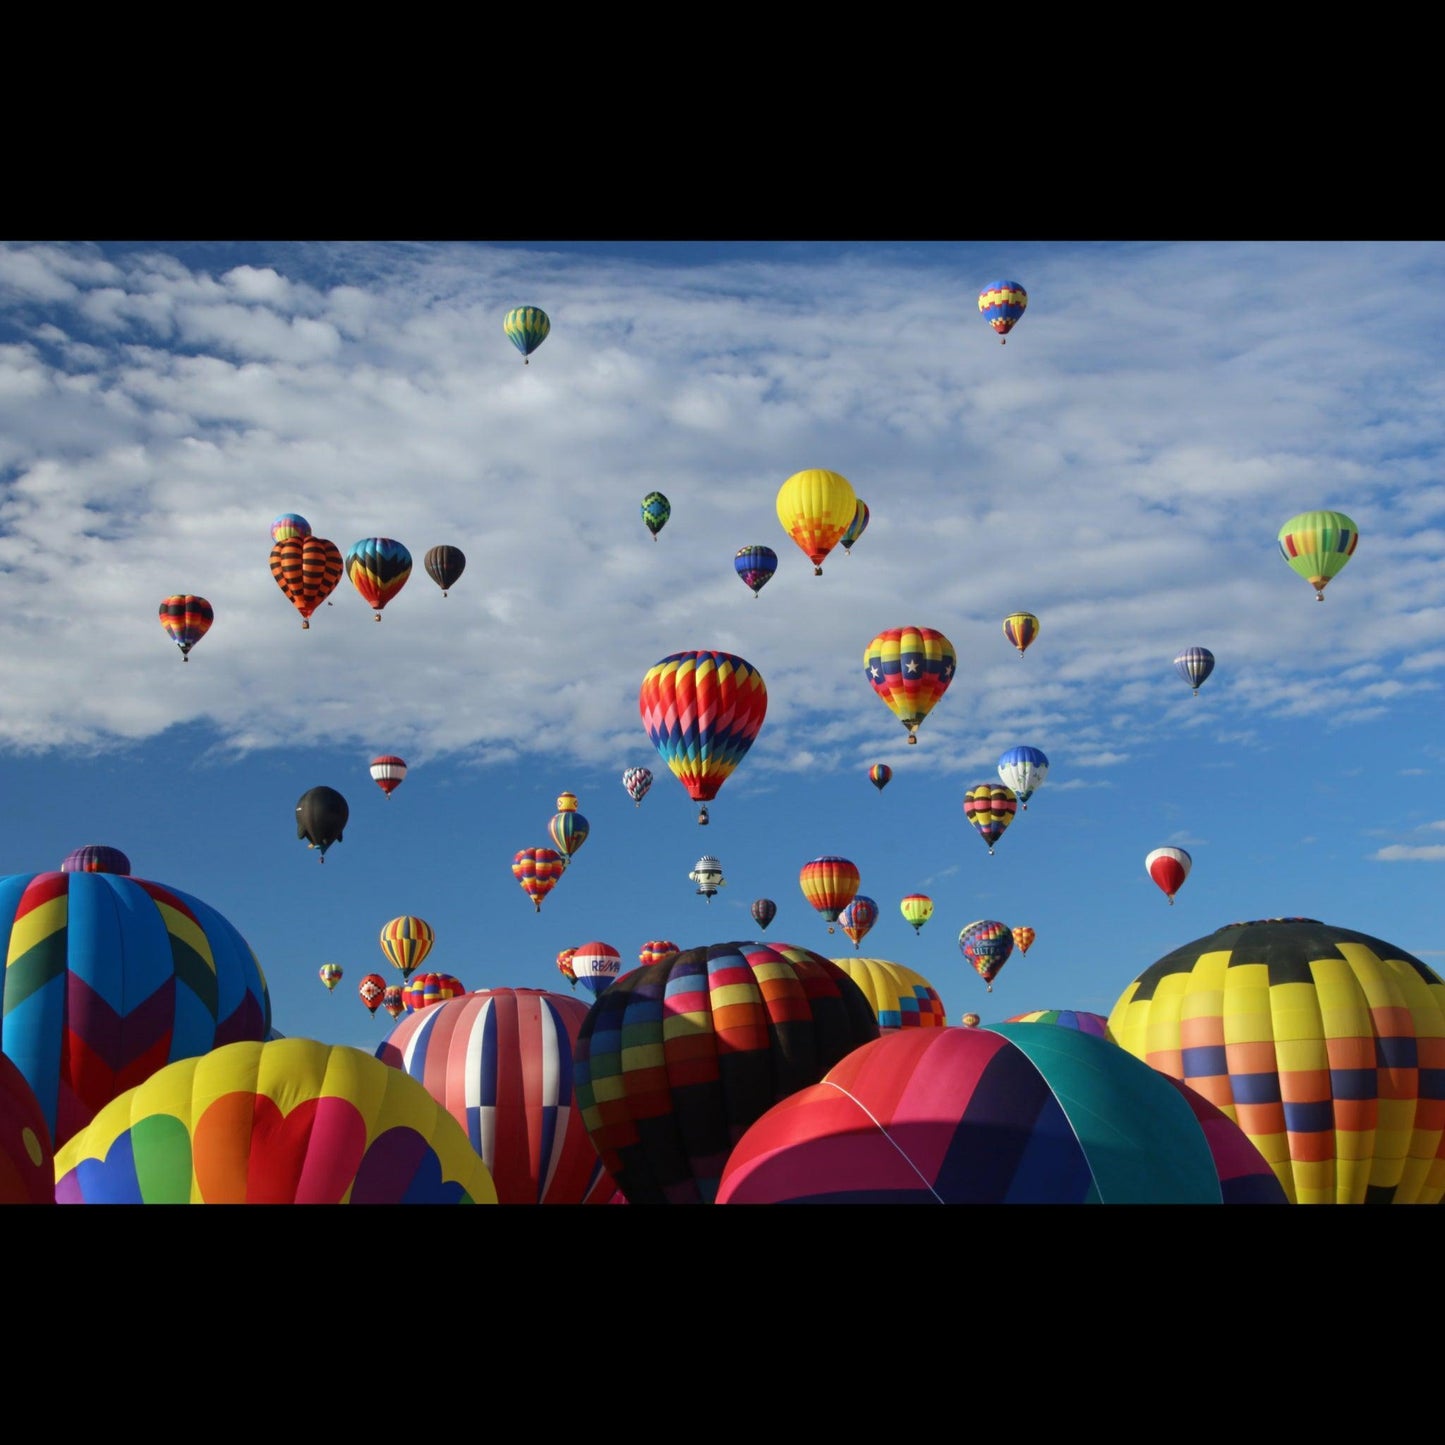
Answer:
1174 646 1215 695
996 745 1050 809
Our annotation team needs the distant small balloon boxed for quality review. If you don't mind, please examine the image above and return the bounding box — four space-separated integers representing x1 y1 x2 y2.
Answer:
60 845 131 876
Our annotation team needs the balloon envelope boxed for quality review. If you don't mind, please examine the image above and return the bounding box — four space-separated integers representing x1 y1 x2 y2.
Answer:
863 627 956 744
1002 611 1040 654
423 544 466 595
734 544 777 597
574 940 881 1203
641 491 671 539
716 1025 1230 1204
775 468 856 574
0 1051 54 1204
571 941 622 998
799 856 861 927
1006 1008 1112 1039
369 755 407 797
963 784 1017 853
54 1038 497 1203
158 595 213 658
959 919 1014 991
751 898 777 931
868 764 892 793
1277 509 1359 599
827 957 946 1030
400 971 465 1012
504 305 550 360
622 767 653 806
1145 846 1191 902
296 786 348 858
1174 646 1215 694
837 895 879 949
270 513 311 544
379 916 435 978
0 869 271 1152
996 746 1048 808
60 845 131 876
900 894 934 933
1109 916 1445 1203
345 538 412 618
978 280 1028 342
269 535 343 627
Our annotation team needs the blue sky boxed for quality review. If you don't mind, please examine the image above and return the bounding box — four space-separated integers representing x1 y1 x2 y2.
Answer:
2 239 1443 1058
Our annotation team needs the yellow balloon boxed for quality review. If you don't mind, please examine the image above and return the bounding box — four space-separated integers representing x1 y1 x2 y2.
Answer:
776 469 857 575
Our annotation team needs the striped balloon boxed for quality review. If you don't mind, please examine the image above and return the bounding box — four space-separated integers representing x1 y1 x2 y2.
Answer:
158 595 213 660
1002 612 1040 655
799 856 861 932
60 845 131 876
571 941 622 999
345 538 412 620
963 783 1018 854
376 986 615 1204
639 940 679 966
379 915 434 978
1006 1008 1112 1039
0 869 271 1151
269 534 343 628
978 280 1028 343
400 971 465 1012
270 513 311 544
838 895 879 950
512 848 565 912
1277 509 1359 600
369 755 407 797
863 627 956 744
503 306 550 362
1174 646 1215 695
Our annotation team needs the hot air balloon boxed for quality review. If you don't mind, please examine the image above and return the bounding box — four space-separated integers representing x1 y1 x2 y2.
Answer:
345 538 412 620
512 847 565 912
622 767 653 807
400 971 464 1013
548 805 589 866
751 898 777 931
571 941 623 998
639 650 767 825
963 783 1017 854
799 856 861 934
961 1013 982 1027
838 895 879 950
734 544 777 598
1011 925 1036 955
158 595 213 660
1108 916 1445 1204
0 867 271 1152
504 305 550 363
382 984 407 1019
863 627 956 744
900 894 933 934
269 534 344 628
959 919 1013 992
641 491 671 540
978 280 1028 343
1278 509 1359 600
379 915 435 980
827 957 945 1030
359 972 388 1015
1145 846 1191 903
270 513 311 544
840 499 869 555
60 845 131 875
1174 646 1215 695
424 544 466 596
1002 611 1039 656
574 940 881 1203
296 785 349 861
557 947 578 989
320 962 343 993
0 1051 54 1204
996 746 1049 809
714 1025 1258 1205
689 855 725 899
555 791 577 812
868 763 892 794
639 940 679 966
1006 1008 1110 1038
775 467 857 575
53 1038 498 1203
375 987 616 1205
369 755 407 798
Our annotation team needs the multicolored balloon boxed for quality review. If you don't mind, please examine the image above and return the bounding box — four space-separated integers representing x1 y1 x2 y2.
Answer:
900 894 934 934
1006 1008 1110 1039
734 544 777 597
555 791 578 812
751 898 777 931
868 763 892 794
548 805 590 866
60 845 131 876
641 491 671 540
359 972 388 1015
978 280 1028 343
622 767 653 807
863 626 956 745
345 538 412 620
1278 509 1359 600
775 467 857 575
963 783 1017 854
269 534 343 628
1174 646 1215 695
54 1038 498 1203
369 754 407 798
319 962 343 993
838 895 879 950
574 940 881 1203
158 595 213 660
639 940 679 966
504 305 550 363
556 947 578 988
571 941 623 999
639 650 767 825
400 971 465 1013
827 956 945 1030
296 785 348 861
960 1013 981 1028
1108 916 1445 1203
799 855 861 934
1145 846 1191 904
512 847 565 912
0 1051 53 1204
270 513 311 544
1002 612 1040 655
1011 925 1035 955
376 986 615 1205
714 1025 1245 1205
840 498 869 555
382 984 407 1019
423 544 466 596
996 746 1048 809
379 915 435 979
0 868 271 1151
958 919 1014 992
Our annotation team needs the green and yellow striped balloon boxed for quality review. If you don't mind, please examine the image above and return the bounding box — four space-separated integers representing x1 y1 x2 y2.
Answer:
1277 509 1358 600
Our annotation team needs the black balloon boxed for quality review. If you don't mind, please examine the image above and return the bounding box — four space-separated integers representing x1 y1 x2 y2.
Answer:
296 786 349 862
424 545 466 596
